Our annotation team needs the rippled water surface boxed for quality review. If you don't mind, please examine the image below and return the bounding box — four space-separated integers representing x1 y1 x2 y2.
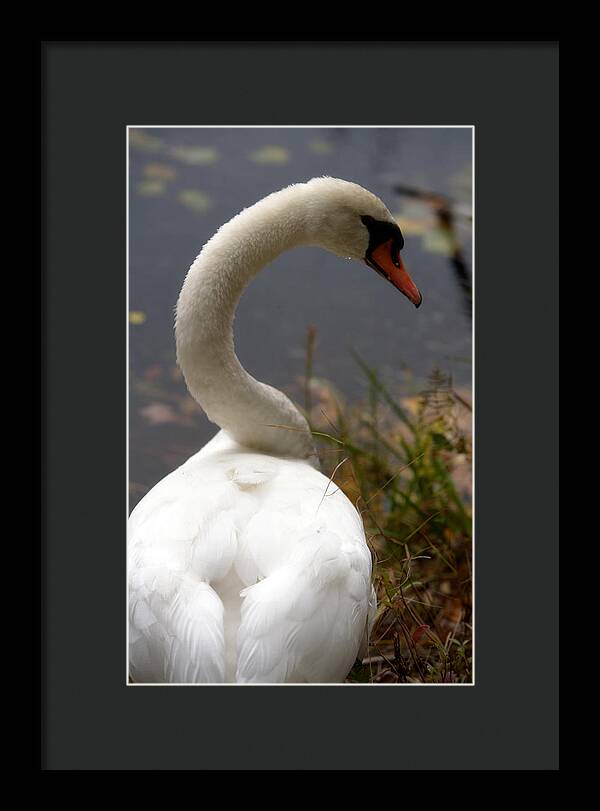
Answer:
129 127 473 507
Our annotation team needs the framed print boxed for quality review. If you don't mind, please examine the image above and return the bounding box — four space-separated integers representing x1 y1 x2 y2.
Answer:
41 41 558 770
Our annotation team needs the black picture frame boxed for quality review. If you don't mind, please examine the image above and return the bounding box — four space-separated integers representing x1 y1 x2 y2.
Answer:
41 40 559 771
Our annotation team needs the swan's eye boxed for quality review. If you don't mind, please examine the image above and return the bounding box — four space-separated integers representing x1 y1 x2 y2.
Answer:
360 215 405 263
390 235 403 268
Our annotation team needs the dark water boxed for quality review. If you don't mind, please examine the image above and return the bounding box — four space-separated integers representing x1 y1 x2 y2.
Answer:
129 127 472 507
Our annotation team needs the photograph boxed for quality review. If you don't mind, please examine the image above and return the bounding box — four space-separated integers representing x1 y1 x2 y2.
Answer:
127 125 474 685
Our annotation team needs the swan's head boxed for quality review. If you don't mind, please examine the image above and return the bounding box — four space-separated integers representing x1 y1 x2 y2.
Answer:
302 177 422 308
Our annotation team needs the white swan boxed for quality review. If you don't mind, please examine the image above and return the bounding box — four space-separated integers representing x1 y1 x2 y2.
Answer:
128 177 422 684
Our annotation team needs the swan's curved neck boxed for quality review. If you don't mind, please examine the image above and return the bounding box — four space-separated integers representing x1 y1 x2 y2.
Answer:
175 185 317 460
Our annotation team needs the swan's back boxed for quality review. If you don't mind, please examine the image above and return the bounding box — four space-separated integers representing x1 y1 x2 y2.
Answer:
128 433 375 683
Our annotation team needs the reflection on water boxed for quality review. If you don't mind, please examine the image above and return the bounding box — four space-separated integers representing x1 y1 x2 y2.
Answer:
129 127 473 508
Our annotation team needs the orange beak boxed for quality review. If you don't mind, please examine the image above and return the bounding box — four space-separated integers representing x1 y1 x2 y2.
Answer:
368 238 422 308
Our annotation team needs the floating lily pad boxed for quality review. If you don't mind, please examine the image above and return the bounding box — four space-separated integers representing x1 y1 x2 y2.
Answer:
309 138 334 155
423 229 456 256
137 180 166 197
249 145 290 165
178 189 212 213
169 145 218 165
143 163 177 181
129 130 164 152
129 311 147 325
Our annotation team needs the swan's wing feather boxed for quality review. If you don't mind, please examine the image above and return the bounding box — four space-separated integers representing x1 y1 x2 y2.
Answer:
236 476 374 683
128 466 240 684
237 529 371 683
129 570 225 683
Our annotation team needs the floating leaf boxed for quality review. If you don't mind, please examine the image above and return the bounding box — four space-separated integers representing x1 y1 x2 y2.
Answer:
143 364 162 381
140 402 179 425
423 229 456 256
129 311 147 325
143 163 177 181
309 138 333 155
178 189 212 213
139 401 196 427
129 481 149 495
249 145 290 165
129 129 164 152
169 145 218 165
137 180 166 197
